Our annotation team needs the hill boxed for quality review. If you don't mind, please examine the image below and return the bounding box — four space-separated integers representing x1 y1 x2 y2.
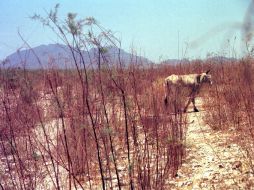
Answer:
3 44 152 69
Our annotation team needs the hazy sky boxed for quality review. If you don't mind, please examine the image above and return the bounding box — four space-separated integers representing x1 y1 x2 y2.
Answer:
0 0 251 62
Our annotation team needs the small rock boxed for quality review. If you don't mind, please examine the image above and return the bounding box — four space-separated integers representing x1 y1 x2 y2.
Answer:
219 164 224 168
225 178 235 186
212 172 220 180
223 152 231 157
180 181 193 187
232 161 242 170
194 164 202 168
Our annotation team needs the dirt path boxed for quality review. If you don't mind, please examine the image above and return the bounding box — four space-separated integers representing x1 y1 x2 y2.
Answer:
167 97 254 190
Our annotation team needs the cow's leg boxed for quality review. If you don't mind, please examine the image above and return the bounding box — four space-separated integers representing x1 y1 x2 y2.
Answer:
192 87 200 112
174 87 181 113
183 97 192 112
184 89 196 112
164 81 170 106
192 97 199 112
164 95 168 106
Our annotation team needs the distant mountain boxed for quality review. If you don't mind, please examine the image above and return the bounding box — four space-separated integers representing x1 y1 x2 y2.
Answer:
206 56 237 62
3 44 152 69
160 58 190 65
159 56 237 65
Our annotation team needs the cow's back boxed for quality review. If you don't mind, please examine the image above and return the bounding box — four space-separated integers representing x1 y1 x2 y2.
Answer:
180 74 198 86
165 74 198 87
165 74 181 85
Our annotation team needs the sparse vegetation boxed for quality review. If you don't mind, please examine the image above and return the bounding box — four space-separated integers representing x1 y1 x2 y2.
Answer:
1 3 254 190
204 57 254 173
0 7 187 189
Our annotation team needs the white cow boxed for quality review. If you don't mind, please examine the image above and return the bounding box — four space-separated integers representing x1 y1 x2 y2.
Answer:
164 70 212 112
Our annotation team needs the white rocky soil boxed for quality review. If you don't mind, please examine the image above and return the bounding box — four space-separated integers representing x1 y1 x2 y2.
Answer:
1 96 254 189
167 97 254 190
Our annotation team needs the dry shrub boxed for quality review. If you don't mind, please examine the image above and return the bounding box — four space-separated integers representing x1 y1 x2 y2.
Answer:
0 55 218 189
204 57 254 172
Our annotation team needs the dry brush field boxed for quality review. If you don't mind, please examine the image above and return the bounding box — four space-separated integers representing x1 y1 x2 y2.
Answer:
1 9 254 189
0 56 254 189
0 62 187 189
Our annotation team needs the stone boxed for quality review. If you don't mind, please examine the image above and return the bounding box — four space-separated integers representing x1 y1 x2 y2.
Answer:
232 161 242 170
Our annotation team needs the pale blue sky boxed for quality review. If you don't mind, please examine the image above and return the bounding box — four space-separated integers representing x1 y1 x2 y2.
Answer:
0 0 251 62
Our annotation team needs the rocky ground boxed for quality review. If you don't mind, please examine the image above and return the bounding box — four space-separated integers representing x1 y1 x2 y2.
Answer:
167 98 254 190
1 97 254 189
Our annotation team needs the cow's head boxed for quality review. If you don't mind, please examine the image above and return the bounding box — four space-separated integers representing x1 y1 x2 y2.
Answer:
199 70 212 85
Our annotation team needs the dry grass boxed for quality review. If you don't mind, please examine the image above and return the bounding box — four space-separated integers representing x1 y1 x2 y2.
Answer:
0 62 189 189
1 54 254 189
1 4 254 188
203 57 254 173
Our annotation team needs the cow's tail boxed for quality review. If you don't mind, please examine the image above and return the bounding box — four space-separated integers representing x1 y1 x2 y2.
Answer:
164 81 169 107
164 96 168 106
